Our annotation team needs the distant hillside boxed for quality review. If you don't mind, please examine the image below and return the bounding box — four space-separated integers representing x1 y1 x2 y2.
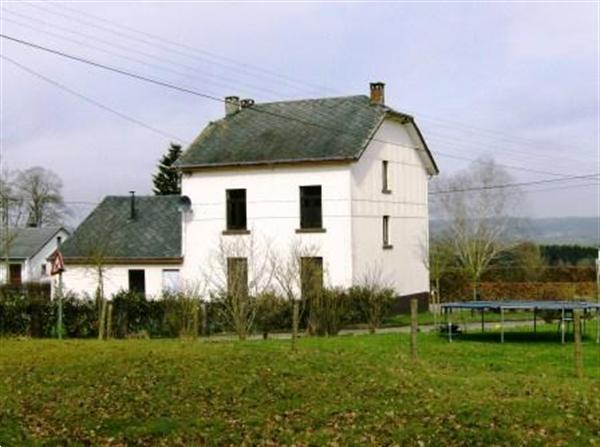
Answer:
432 217 599 246
521 217 599 246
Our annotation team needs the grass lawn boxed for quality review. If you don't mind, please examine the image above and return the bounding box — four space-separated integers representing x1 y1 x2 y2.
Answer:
1 325 599 446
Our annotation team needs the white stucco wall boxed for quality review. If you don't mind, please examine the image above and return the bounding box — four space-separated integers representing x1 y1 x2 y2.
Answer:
181 164 353 292
60 264 182 298
351 118 430 296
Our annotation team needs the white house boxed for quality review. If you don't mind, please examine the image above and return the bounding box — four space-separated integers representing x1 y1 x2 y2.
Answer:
59 83 438 302
0 226 70 284
58 195 182 298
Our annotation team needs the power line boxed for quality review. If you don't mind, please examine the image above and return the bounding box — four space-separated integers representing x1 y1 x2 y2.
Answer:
430 173 599 195
0 54 190 144
0 34 592 181
520 181 600 195
27 1 332 97
29 0 589 159
0 9 286 100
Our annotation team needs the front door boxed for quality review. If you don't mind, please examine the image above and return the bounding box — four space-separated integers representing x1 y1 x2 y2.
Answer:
9 264 22 285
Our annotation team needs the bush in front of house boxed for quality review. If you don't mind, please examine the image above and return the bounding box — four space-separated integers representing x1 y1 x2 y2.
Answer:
305 287 347 336
254 291 291 339
60 292 98 338
0 283 52 337
348 285 395 333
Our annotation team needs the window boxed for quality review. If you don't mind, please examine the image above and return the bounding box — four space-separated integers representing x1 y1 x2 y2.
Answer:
383 215 392 248
300 257 323 301
40 264 46 276
226 189 247 231
128 269 146 295
227 257 248 298
162 269 181 292
9 264 21 285
382 160 391 193
299 185 323 229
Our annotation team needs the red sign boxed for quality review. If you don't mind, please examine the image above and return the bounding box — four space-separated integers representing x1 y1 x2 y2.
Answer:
51 250 65 276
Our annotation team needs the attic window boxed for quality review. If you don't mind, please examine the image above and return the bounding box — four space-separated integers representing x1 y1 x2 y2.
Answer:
299 186 323 230
226 189 247 231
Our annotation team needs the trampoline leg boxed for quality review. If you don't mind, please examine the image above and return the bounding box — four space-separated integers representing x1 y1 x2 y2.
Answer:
481 310 484 333
561 306 565 345
448 321 452 343
500 307 504 344
596 309 600 343
533 308 537 335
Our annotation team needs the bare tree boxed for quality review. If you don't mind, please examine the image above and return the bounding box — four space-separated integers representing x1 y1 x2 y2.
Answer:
206 235 273 340
420 233 455 322
0 169 26 283
15 167 68 227
351 263 394 334
74 227 116 340
432 158 519 301
271 241 320 350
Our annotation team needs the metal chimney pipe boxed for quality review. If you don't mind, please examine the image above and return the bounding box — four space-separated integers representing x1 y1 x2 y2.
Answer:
129 191 136 219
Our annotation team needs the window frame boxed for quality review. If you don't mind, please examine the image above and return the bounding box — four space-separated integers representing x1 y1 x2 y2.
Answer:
128 269 146 295
162 268 181 293
298 185 324 231
227 257 248 298
382 160 392 194
300 256 324 301
225 188 248 232
383 215 393 249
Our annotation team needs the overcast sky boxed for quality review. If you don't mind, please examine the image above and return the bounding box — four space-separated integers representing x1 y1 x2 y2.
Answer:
0 1 598 223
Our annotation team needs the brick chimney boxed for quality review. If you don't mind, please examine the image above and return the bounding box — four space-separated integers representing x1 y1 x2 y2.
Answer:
369 82 385 105
225 96 240 116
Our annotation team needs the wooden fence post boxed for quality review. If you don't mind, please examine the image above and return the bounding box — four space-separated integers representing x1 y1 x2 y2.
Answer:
106 302 113 339
410 298 418 360
573 310 583 379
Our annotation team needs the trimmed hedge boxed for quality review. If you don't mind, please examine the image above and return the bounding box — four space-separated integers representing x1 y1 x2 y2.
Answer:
451 282 596 301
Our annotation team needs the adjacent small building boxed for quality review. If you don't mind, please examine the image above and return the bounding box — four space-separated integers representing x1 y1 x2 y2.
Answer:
0 226 69 284
58 83 439 301
58 195 182 297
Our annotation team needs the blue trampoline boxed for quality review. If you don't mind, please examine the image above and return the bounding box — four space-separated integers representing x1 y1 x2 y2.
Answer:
440 300 600 344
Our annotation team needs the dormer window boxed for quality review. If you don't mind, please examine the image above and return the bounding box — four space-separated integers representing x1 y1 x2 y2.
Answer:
382 160 391 194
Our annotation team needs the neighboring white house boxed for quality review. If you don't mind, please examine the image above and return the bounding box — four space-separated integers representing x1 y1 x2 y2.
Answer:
58 83 438 301
0 226 70 284
58 195 182 298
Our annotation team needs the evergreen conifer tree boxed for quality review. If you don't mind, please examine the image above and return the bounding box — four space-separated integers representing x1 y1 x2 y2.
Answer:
153 143 182 195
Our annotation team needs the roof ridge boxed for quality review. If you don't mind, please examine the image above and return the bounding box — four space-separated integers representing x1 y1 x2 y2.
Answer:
256 94 367 107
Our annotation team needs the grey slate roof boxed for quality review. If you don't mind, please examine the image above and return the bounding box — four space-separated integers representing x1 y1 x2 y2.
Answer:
0 226 65 260
60 195 182 260
176 95 438 173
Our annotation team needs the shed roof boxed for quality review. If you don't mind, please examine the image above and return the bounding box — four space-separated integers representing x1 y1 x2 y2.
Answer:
176 95 438 174
0 226 66 260
60 195 182 261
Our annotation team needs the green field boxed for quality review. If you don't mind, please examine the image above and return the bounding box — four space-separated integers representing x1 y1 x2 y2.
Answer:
1 326 599 446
